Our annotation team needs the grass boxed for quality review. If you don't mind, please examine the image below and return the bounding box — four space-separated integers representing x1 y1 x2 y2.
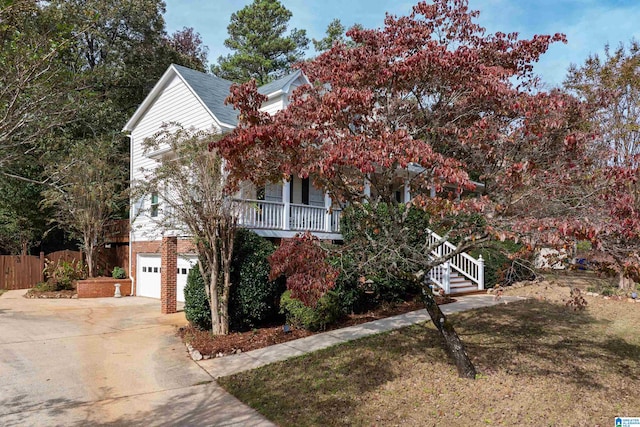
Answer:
0 289 6 297
219 283 640 426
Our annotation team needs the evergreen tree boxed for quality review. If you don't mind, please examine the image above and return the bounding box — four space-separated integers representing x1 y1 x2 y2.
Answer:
212 0 308 85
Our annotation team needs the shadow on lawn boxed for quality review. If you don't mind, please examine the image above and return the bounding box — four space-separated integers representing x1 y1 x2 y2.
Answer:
456 299 640 389
219 327 446 426
217 299 640 426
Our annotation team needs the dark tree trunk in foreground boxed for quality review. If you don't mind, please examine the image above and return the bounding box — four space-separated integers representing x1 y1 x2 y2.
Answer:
421 286 477 379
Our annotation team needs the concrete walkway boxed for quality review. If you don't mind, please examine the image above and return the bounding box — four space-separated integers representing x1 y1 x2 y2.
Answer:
199 294 524 378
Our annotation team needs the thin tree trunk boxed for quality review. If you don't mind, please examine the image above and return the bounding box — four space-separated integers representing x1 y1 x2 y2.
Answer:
210 241 222 334
421 286 477 379
86 243 94 278
210 270 223 334
619 272 633 290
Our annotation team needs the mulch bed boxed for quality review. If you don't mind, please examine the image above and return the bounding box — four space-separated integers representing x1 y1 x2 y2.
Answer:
179 295 454 358
24 289 77 299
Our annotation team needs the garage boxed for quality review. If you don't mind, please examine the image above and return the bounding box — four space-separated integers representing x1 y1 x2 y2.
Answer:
136 254 197 302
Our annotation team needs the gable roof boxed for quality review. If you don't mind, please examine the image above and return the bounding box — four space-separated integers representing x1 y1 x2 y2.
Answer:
171 64 238 127
257 69 306 98
123 64 307 132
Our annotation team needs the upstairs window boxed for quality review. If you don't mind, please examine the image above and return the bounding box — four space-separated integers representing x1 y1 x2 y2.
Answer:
150 193 159 217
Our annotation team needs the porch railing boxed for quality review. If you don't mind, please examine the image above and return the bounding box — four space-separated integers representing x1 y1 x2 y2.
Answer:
236 199 284 229
290 203 325 231
234 199 342 234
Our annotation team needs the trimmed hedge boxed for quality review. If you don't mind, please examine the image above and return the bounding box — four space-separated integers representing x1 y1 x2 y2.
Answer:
229 229 286 330
184 230 286 332
183 267 211 331
279 290 342 331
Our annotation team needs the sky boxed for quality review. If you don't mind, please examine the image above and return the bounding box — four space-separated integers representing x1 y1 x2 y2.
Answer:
163 0 640 88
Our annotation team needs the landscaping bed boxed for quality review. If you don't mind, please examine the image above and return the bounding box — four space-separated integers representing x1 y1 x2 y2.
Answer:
218 280 640 426
179 296 453 358
24 289 76 299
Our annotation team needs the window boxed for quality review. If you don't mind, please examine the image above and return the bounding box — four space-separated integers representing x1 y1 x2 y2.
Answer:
150 193 159 217
133 196 145 217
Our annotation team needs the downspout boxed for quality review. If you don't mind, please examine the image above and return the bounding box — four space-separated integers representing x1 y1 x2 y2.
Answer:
127 134 135 296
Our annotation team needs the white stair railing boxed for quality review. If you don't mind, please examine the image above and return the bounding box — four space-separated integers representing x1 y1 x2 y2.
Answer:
427 228 484 293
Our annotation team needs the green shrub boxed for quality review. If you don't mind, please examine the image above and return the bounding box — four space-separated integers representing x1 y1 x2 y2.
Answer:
111 266 126 279
42 259 86 291
34 281 55 292
229 229 286 330
470 240 523 288
280 290 342 331
184 267 211 331
339 204 427 304
600 287 614 296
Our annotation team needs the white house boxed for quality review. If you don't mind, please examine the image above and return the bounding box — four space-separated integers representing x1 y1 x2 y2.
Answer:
123 64 484 310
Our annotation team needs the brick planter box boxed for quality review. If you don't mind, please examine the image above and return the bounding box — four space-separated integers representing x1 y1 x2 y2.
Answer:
76 277 132 298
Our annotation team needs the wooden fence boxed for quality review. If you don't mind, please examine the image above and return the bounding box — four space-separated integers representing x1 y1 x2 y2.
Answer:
0 250 82 290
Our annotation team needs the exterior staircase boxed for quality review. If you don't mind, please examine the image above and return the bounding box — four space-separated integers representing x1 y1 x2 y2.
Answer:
427 229 485 295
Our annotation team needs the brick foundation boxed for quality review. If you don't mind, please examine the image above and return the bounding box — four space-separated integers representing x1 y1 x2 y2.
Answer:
76 278 132 298
160 236 178 314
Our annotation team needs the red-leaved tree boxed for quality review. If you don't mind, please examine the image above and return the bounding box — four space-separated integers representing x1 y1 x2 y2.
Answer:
215 0 592 378
268 232 339 307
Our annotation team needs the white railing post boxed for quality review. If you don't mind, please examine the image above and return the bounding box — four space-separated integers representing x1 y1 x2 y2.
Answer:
364 177 371 199
324 193 332 232
443 261 451 294
403 179 411 203
478 255 485 290
282 180 290 230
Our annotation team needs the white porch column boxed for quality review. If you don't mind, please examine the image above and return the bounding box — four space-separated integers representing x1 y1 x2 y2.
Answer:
282 179 291 230
430 184 436 198
403 179 411 203
364 177 371 198
324 193 332 232
477 255 485 290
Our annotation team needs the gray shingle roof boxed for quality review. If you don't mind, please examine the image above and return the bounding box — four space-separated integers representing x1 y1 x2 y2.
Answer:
172 65 303 127
257 69 303 96
172 64 239 127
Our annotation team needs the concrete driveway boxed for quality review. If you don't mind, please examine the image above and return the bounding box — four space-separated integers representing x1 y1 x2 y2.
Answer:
0 290 273 427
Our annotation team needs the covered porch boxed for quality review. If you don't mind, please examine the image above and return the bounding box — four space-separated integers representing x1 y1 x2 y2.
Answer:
235 177 342 240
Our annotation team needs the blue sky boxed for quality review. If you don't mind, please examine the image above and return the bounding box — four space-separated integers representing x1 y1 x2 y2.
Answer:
163 0 640 87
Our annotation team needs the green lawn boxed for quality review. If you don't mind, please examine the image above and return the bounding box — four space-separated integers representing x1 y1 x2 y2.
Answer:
219 286 640 426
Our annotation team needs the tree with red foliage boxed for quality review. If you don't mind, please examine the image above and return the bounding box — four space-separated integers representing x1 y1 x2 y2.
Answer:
216 0 591 378
268 232 339 307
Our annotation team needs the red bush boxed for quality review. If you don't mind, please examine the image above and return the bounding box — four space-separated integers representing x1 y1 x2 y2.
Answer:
269 232 339 307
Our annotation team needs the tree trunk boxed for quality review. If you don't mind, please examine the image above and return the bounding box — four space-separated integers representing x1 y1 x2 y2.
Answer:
86 244 94 278
421 286 477 379
619 272 633 290
210 270 224 335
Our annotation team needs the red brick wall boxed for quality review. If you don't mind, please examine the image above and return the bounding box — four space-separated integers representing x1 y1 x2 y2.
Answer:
77 278 132 298
160 236 178 314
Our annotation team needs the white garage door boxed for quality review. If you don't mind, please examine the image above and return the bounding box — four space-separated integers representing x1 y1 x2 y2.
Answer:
177 255 198 303
137 254 161 299
137 254 198 302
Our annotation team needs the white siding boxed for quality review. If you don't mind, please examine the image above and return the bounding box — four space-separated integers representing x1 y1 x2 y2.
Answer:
260 96 285 116
130 73 219 242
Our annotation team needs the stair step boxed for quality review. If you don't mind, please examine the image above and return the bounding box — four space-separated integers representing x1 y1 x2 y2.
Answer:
449 285 479 294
